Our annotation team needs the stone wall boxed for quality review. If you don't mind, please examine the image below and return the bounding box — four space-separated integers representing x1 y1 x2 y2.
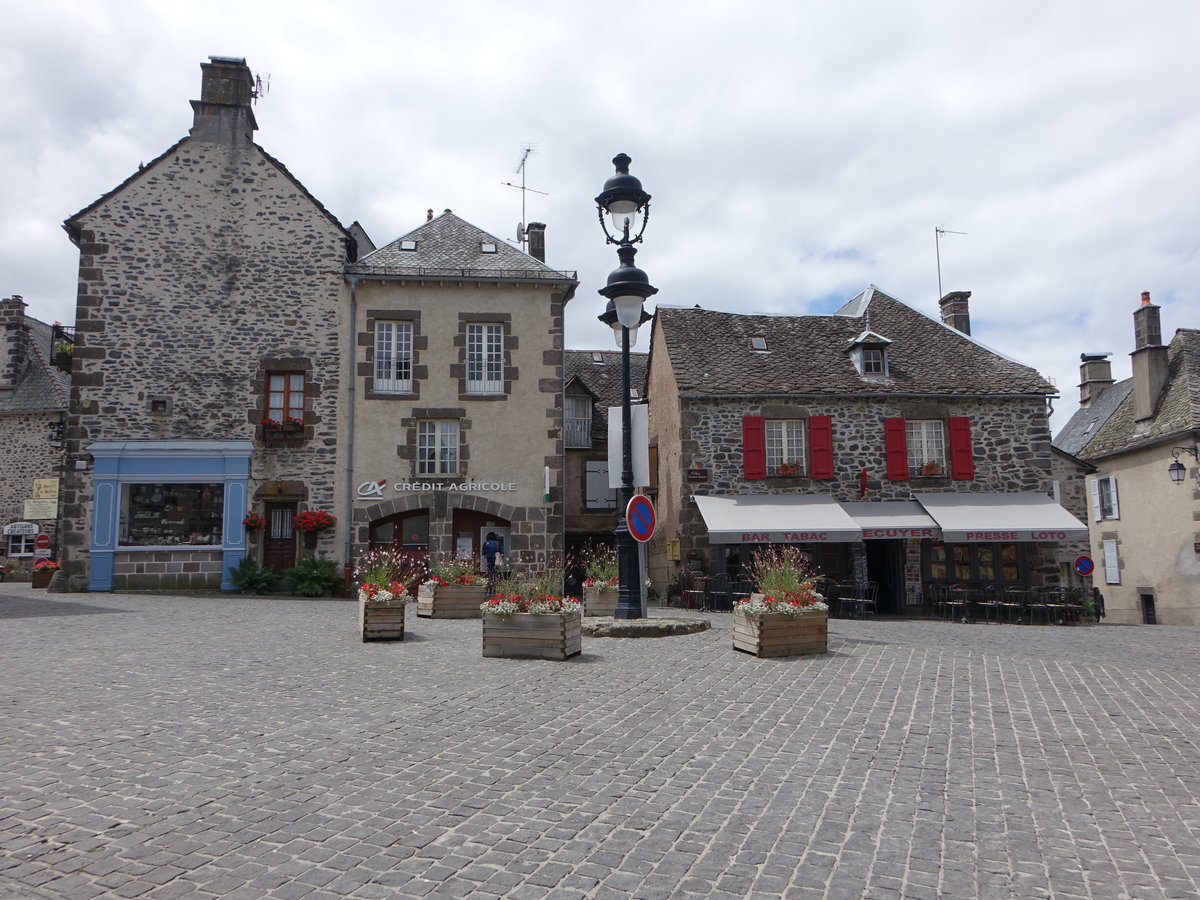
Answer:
60 137 350 587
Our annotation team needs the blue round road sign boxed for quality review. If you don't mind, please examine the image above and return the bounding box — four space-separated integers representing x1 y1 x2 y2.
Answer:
1074 555 1094 577
626 495 656 543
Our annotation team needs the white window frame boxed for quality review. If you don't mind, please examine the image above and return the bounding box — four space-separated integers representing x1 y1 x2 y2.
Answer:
766 419 807 475
862 347 886 375
906 419 946 476
7 534 36 557
417 420 459 475
1102 539 1120 585
1090 475 1119 521
564 394 592 449
585 461 617 509
373 321 413 393
466 323 504 393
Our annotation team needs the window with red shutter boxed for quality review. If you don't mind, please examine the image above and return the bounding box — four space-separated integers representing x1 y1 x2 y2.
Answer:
743 416 765 480
947 417 975 480
884 417 908 481
808 416 834 479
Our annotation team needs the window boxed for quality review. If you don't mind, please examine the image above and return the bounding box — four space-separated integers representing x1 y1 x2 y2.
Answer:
374 321 413 393
7 534 36 557
417 420 459 475
1092 476 1119 521
266 372 305 424
766 420 806 475
466 323 504 393
906 420 946 476
119 482 225 547
565 394 592 448
585 461 617 508
862 348 885 375
751 336 767 351
925 541 1024 583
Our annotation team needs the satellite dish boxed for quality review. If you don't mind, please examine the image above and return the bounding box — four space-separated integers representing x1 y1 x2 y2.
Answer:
516 223 525 243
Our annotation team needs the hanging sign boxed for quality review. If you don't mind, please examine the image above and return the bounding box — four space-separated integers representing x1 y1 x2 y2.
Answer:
3 522 39 536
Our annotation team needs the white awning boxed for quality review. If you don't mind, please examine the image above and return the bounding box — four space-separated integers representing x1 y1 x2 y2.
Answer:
694 494 863 544
914 492 1089 542
839 501 941 540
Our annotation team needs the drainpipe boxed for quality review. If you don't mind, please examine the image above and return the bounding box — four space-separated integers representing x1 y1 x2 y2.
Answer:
344 275 359 594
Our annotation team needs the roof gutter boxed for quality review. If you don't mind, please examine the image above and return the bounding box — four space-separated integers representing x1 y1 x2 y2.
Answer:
676 391 1058 401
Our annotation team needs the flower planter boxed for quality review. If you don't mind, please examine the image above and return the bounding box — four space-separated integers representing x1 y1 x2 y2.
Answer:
31 568 55 589
416 583 488 618
583 585 618 616
482 612 582 660
733 601 828 658
359 598 407 642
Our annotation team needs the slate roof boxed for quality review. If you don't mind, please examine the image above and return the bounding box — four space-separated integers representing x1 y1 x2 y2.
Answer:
653 286 1056 398
564 350 649 433
1053 378 1133 457
1071 329 1200 459
0 316 71 414
347 210 578 285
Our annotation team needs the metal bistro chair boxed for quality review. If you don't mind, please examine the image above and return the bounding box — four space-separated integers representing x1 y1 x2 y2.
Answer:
681 572 708 611
1041 586 1071 626
1024 586 1053 625
730 575 755 609
976 584 1005 624
945 584 972 622
861 581 880 618
838 582 867 619
706 574 734 612
1000 585 1028 624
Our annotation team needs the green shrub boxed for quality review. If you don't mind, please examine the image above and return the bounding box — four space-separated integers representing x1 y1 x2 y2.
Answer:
284 556 343 597
228 557 278 594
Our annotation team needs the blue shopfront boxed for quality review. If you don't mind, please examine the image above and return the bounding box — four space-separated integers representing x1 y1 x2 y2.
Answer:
87 441 253 591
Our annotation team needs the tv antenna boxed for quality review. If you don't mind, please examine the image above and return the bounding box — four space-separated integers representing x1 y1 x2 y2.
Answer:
252 73 271 103
935 225 966 301
502 143 548 248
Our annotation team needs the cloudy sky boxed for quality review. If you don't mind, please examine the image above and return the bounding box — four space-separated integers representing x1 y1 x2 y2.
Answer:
2 1 1196 431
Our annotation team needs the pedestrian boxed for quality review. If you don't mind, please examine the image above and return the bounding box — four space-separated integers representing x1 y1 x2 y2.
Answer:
483 532 499 576
1091 586 1106 619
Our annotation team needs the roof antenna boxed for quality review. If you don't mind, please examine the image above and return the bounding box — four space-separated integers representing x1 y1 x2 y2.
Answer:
502 143 548 249
252 73 270 104
935 225 966 302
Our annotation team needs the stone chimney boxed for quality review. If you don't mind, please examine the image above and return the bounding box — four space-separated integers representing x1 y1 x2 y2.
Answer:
189 56 258 145
1130 291 1169 421
1078 352 1115 407
939 291 971 335
1 295 29 391
526 222 546 262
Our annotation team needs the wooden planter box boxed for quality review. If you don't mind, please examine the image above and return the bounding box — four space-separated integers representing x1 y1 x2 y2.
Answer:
583 586 618 617
31 568 55 589
359 598 408 642
482 612 582 660
416 583 488 618
733 602 828 658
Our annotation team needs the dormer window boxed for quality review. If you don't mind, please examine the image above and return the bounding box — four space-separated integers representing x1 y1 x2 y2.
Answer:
847 329 892 377
750 336 767 351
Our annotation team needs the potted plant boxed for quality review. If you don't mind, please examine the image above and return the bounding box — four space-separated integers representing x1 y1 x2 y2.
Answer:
417 555 488 618
732 546 829 658
31 558 61 589
355 548 425 642
920 460 944 476
579 543 619 616
775 461 801 476
481 565 582 660
293 510 336 549
281 415 304 432
242 511 266 532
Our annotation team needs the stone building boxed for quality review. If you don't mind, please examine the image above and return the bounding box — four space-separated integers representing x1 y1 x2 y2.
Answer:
343 212 577 569
645 286 1087 611
1055 294 1200 624
59 57 356 591
562 349 649 565
1 296 70 568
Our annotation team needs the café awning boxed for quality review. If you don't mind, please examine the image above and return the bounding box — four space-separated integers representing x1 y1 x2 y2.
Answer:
839 500 941 540
914 492 1089 542
694 494 863 544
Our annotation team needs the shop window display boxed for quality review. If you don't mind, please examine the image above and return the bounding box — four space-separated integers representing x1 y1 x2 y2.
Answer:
121 483 225 546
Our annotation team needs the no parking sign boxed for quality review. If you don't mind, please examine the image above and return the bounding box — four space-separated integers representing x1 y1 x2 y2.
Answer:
626 495 656 543
1074 555 1094 577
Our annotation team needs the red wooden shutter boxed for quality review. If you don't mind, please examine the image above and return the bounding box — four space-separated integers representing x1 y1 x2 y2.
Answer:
808 416 834 479
743 416 765 480
948 416 975 480
884 417 908 481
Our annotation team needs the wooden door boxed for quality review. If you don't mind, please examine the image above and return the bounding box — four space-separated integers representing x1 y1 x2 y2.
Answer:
263 502 297 571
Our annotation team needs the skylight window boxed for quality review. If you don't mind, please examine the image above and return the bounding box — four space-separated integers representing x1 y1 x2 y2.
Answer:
592 352 604 364
399 240 418 251
751 336 767 351
480 242 498 253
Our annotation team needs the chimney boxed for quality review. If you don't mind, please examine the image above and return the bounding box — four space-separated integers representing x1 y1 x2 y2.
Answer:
526 222 546 262
939 291 971 335
427 209 434 222
1 295 29 391
189 56 258 145
1130 291 1169 421
1078 352 1114 407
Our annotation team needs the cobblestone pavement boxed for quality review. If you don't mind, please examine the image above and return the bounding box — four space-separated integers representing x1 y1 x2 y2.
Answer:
2 584 1199 900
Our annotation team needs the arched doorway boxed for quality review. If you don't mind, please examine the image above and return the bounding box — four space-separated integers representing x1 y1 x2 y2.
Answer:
369 509 430 563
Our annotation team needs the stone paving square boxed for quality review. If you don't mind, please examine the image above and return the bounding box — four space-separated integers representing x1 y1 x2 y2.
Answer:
2 584 1199 899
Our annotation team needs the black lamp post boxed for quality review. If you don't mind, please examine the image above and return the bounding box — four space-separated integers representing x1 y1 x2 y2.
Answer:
596 154 657 619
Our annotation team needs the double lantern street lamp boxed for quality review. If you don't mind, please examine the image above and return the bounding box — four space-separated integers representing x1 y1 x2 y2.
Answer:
596 154 657 620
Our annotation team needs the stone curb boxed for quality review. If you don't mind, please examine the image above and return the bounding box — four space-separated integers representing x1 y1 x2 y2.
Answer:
581 616 712 638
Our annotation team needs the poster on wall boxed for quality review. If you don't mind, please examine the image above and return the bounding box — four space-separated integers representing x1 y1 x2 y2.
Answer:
32 478 60 500
23 499 57 520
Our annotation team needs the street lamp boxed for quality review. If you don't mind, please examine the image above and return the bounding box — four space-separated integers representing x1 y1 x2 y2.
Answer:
596 154 657 620
1168 445 1199 485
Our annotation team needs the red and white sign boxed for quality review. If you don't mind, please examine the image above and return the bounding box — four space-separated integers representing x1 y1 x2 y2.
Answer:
34 534 51 550
626 495 656 543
